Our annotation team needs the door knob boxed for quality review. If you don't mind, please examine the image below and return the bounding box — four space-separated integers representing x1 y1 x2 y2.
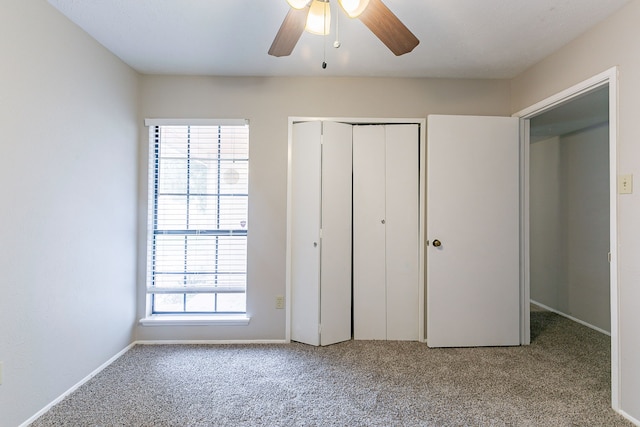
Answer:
381 219 385 224
432 239 442 247
313 242 318 247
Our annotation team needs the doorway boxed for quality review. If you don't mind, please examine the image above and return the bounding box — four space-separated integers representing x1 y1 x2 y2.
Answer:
529 86 610 334
515 67 619 410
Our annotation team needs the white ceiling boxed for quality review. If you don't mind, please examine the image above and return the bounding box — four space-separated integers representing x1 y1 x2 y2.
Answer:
47 0 629 78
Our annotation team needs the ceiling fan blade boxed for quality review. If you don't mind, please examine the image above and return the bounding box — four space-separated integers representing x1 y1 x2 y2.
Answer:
358 0 419 56
268 6 311 57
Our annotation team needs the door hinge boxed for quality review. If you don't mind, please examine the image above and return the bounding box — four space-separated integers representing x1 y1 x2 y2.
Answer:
608 252 612 263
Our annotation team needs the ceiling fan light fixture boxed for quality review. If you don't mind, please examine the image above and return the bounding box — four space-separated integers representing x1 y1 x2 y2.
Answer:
337 0 370 18
305 0 331 35
286 0 310 9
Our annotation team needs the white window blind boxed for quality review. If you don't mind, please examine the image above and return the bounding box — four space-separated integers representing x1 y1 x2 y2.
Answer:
146 124 249 314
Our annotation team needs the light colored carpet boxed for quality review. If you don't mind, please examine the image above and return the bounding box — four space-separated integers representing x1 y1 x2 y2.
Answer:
31 312 632 426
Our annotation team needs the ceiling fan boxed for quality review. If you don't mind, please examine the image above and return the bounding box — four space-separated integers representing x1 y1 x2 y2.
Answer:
268 0 420 57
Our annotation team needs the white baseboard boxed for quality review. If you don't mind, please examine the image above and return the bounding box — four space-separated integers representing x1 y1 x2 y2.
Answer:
135 339 289 345
618 409 640 426
619 410 640 426
530 300 611 336
19 342 136 427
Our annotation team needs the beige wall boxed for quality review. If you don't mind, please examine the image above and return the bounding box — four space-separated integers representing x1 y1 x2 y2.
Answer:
564 125 610 331
530 136 566 311
512 0 640 420
530 125 610 332
0 1 139 425
135 76 511 341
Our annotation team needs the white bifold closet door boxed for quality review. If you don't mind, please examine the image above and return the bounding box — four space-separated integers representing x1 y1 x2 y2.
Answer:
353 124 420 341
290 121 352 346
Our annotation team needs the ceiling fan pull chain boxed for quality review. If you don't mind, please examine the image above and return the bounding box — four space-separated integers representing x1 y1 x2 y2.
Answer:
322 39 327 69
334 2 341 48
322 1 328 69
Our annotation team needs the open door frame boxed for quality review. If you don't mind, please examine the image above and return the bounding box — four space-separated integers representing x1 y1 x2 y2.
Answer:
513 67 619 411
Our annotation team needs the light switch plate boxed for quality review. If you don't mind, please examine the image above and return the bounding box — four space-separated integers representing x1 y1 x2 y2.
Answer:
618 174 633 194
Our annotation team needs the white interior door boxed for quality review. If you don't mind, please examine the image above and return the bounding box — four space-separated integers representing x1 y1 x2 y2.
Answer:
290 121 321 346
320 122 353 345
353 125 387 340
427 115 520 347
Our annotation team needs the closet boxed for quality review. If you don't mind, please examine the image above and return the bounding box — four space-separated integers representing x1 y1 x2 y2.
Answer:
289 120 420 346
353 125 419 340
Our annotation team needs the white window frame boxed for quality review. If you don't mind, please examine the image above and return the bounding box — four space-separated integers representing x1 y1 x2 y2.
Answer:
140 118 251 326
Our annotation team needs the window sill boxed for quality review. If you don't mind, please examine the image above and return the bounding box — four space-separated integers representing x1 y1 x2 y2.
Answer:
139 314 251 326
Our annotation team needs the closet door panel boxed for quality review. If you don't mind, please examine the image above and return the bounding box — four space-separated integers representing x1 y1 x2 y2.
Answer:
320 122 353 345
385 124 420 340
290 121 321 346
353 126 387 340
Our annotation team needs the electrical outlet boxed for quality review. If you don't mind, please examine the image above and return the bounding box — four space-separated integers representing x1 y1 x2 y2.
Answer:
275 295 285 309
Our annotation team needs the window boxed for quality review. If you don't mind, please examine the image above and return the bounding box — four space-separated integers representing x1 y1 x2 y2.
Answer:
146 121 249 315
